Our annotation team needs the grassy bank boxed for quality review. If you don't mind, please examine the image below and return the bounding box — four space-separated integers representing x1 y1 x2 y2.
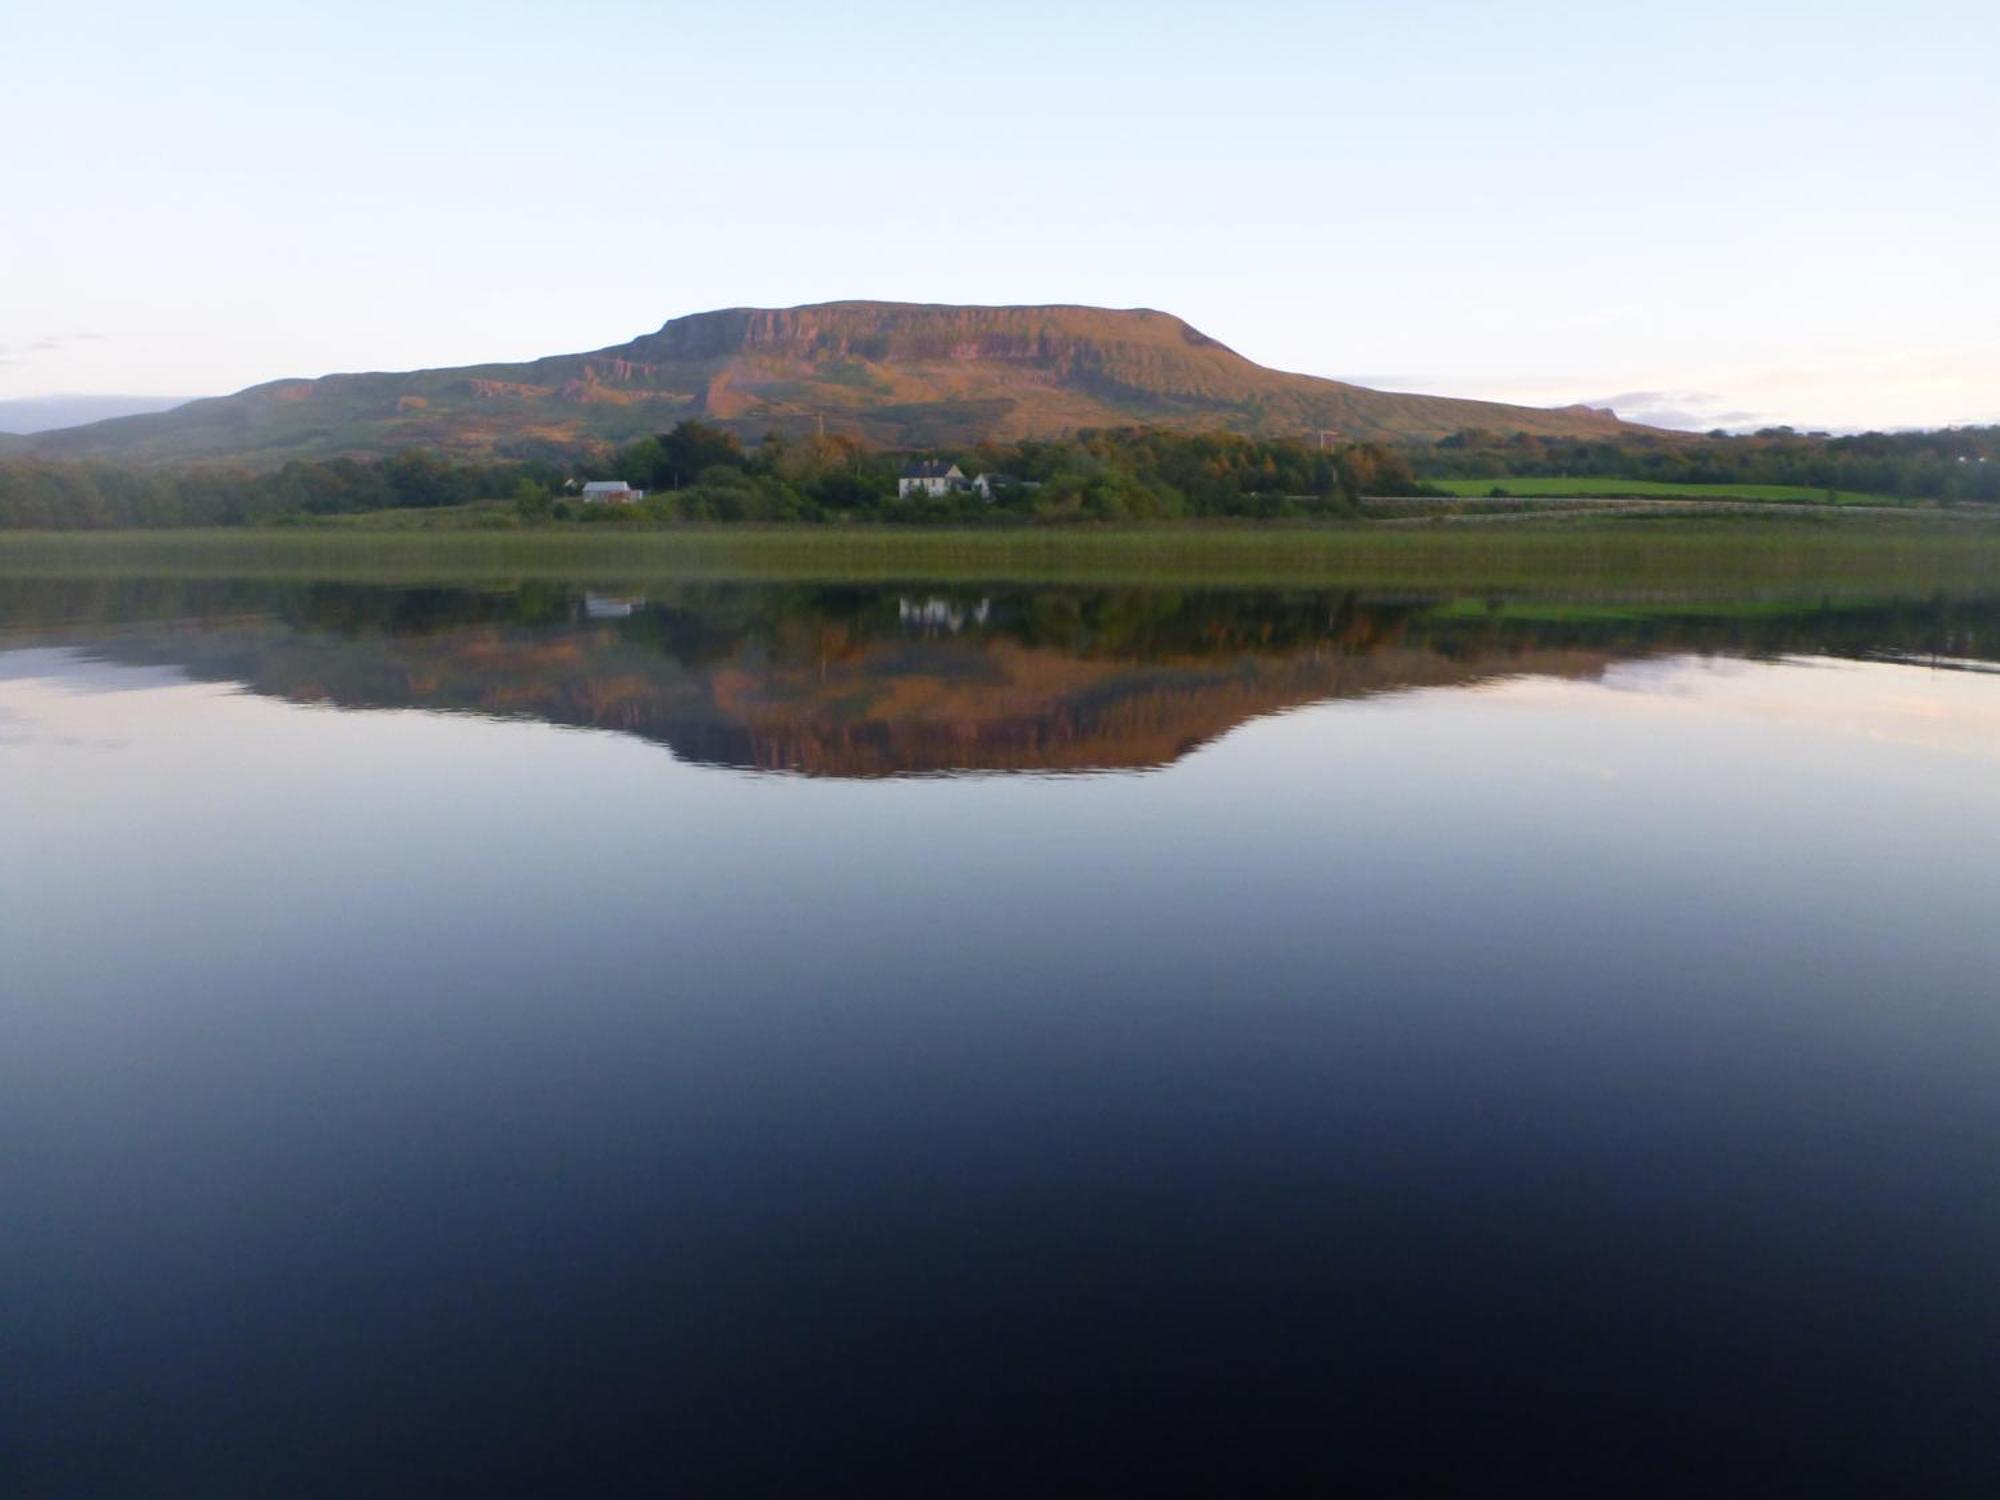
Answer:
3 516 1998 595
1427 477 1897 506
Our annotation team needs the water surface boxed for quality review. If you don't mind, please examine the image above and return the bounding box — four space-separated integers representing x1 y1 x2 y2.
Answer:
4 576 1997 1495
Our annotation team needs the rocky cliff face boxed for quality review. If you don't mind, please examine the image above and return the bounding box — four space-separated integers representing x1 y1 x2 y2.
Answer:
28 301 1639 465
632 303 1228 366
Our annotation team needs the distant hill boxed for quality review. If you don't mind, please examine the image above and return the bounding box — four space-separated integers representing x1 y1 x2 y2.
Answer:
22 303 1643 465
0 394 192 435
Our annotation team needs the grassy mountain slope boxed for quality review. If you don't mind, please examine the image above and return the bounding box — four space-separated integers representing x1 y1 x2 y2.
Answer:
26 302 1643 465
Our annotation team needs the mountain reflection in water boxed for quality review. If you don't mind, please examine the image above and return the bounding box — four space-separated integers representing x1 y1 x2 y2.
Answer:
7 569 2000 1496
4 577 1993 776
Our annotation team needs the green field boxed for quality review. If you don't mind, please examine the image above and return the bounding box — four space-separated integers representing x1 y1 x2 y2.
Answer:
4 515 1998 597
1429 477 1896 506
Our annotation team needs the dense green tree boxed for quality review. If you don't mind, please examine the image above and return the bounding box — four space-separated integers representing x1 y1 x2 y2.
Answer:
512 478 554 522
657 421 745 488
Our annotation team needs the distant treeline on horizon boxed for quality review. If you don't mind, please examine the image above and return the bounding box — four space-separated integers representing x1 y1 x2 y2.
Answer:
0 422 1995 529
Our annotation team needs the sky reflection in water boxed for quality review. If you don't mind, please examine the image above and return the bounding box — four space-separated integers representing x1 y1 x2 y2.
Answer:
3 579 1997 1496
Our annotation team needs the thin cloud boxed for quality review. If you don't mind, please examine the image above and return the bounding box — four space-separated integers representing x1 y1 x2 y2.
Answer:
0 332 106 362
1582 390 1752 431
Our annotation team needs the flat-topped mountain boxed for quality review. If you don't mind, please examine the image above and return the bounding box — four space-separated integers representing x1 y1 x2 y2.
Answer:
25 302 1641 465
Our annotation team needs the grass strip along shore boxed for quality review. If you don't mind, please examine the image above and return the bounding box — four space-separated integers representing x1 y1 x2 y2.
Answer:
4 514 1999 597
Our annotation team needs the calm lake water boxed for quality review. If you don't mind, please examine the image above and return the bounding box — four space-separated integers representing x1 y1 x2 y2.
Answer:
4 574 1998 1495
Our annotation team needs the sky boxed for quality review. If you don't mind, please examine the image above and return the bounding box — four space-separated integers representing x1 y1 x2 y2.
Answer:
4 0 1996 432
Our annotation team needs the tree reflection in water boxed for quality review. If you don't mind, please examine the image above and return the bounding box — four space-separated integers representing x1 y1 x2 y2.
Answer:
2 577 1994 776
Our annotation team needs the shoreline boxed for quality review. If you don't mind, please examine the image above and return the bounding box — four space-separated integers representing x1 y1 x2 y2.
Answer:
3 516 1999 595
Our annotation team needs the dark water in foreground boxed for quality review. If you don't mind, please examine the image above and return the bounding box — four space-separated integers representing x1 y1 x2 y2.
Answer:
3 577 1998 1495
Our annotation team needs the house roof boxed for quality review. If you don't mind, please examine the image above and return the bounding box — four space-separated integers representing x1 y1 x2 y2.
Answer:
901 460 962 479
581 480 634 491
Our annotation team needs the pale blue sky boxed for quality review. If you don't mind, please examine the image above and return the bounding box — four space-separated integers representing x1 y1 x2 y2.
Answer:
5 0 1995 429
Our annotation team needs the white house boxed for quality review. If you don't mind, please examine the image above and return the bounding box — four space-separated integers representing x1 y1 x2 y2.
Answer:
580 480 644 505
897 461 965 499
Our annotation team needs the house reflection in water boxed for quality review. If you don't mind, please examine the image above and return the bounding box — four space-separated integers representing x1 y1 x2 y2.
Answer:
899 597 992 633
584 593 646 621
6 579 1989 780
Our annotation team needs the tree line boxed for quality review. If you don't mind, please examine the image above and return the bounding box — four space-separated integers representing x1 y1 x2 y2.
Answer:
588 424 1420 523
1419 425 2000 505
7 419 1995 529
0 451 560 529
0 423 1419 528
